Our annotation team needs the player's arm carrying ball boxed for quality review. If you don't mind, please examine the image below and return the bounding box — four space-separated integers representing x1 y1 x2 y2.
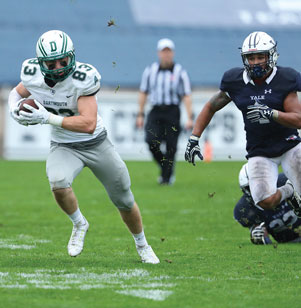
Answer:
9 82 63 127
8 86 31 126
19 99 63 126
9 81 97 134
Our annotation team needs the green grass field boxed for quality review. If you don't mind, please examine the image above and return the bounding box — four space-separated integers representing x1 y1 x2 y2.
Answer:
1 160 301 308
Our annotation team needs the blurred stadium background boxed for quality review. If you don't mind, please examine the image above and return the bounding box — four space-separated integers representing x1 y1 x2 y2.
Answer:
1 0 301 160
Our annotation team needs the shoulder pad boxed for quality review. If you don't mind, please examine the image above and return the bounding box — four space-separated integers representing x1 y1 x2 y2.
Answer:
20 58 42 86
72 62 101 96
276 66 301 92
277 66 299 81
222 67 244 83
220 67 244 94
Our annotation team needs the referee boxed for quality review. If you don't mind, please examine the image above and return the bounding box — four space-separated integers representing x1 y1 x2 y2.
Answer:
136 38 193 185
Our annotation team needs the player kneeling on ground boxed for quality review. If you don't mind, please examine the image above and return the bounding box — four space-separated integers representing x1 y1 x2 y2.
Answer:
234 163 301 245
8 30 159 264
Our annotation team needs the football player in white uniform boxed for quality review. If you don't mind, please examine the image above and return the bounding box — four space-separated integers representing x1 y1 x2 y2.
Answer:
8 30 159 264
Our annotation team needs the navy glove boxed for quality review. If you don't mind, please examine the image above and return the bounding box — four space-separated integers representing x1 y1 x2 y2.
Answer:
185 135 203 166
246 102 278 124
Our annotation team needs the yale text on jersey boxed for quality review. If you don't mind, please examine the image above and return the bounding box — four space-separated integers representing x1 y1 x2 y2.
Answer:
250 95 265 100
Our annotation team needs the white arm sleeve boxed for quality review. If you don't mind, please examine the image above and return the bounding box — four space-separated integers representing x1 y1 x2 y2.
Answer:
8 87 23 112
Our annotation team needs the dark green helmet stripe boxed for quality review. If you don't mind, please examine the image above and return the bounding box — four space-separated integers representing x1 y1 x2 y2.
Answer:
38 38 47 57
61 33 67 53
61 33 64 53
64 34 67 53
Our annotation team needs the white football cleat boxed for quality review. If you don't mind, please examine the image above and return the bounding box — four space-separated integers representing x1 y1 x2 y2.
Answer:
67 218 89 257
286 180 301 217
137 245 160 264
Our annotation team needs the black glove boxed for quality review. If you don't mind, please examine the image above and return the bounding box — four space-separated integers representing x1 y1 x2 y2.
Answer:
185 135 203 166
250 222 272 245
246 102 277 124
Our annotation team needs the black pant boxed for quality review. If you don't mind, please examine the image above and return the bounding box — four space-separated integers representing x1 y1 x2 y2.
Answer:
145 105 181 182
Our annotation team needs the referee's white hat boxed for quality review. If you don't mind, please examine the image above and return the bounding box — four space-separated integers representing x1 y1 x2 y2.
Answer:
157 38 175 51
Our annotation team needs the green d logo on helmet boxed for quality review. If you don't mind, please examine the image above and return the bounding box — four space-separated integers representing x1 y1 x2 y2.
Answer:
50 41 57 52
36 30 76 82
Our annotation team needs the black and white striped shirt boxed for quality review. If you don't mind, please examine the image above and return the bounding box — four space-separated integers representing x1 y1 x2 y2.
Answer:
139 62 191 106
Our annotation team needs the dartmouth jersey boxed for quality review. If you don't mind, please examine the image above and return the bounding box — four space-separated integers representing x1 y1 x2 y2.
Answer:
20 58 104 143
220 66 301 158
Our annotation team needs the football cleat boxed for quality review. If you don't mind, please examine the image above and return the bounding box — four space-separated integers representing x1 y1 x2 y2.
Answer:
136 245 160 264
67 218 89 257
287 190 301 218
157 175 175 186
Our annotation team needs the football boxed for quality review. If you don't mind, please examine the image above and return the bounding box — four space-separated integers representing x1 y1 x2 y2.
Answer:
18 99 38 114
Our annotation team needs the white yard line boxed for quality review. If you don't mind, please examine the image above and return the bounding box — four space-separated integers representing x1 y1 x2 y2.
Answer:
0 268 174 301
0 235 51 250
0 243 36 249
116 289 173 301
0 236 174 301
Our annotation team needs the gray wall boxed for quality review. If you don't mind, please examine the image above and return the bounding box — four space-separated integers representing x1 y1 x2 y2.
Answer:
1 0 301 88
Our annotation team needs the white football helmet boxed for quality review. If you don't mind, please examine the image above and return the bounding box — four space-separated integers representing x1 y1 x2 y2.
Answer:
36 30 76 81
238 163 252 201
241 31 279 79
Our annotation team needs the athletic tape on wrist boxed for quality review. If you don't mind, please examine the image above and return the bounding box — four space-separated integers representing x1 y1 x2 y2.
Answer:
190 135 200 141
272 109 279 120
48 113 63 127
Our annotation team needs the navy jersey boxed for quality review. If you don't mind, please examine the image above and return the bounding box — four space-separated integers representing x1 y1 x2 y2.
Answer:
234 174 301 243
220 66 301 158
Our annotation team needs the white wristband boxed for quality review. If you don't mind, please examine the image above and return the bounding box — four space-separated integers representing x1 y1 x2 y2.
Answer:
47 113 64 127
272 109 279 120
190 135 200 141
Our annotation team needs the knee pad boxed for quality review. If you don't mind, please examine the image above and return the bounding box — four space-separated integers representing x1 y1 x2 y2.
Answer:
47 169 71 190
109 168 135 210
103 159 135 210
112 189 135 211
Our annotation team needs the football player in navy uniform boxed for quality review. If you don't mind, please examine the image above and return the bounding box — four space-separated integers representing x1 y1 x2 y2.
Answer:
185 31 301 216
235 163 301 244
7 30 159 263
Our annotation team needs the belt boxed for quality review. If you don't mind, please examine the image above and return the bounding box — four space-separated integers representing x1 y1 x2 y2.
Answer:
152 104 179 110
51 131 107 150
